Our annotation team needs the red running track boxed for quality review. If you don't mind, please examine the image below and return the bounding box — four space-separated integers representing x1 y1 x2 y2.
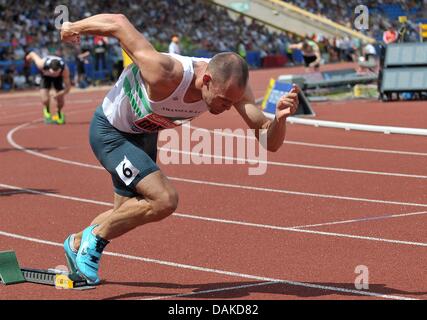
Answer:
0 64 427 300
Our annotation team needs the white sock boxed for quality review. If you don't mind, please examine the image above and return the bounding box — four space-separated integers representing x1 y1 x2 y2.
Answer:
69 234 77 253
91 225 99 237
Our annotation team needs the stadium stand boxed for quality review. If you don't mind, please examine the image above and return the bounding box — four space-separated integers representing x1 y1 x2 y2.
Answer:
0 0 425 91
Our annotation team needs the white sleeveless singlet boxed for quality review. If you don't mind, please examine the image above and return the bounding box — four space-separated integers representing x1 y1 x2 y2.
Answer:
101 54 210 134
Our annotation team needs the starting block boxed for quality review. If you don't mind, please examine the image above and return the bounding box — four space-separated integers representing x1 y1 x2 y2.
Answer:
0 250 94 290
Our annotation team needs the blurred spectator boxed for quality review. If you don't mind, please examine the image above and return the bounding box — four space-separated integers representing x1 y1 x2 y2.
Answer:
93 35 107 71
341 36 355 62
357 42 378 73
6 0 421 91
168 34 181 55
22 51 32 85
396 19 418 43
1 67 14 91
289 38 321 72
285 0 422 41
75 43 91 88
13 69 27 89
237 38 247 60
285 45 295 65
362 42 377 61
383 25 398 44
109 38 124 81
1 0 300 86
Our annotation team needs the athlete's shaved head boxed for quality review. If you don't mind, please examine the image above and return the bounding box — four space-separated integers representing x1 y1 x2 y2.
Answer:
207 52 249 89
200 52 249 115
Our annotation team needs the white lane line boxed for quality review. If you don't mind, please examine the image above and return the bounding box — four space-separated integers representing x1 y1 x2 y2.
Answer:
2 100 427 157
0 183 111 206
7 122 427 207
285 140 427 157
144 281 280 300
1 182 427 247
169 177 427 208
188 124 427 157
8 123 103 169
173 212 427 247
1 182 426 232
8 119 427 180
0 230 417 300
158 147 427 179
0 190 28 196
7 126 427 208
0 104 94 122
0 99 95 108
1 110 44 121
6 114 103 169
291 210 427 229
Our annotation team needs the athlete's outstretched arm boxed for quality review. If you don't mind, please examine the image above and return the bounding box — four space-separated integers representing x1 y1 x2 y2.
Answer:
25 52 44 70
288 43 303 50
60 14 174 84
234 85 299 152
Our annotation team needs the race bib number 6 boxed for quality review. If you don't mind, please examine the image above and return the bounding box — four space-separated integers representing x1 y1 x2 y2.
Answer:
115 156 140 186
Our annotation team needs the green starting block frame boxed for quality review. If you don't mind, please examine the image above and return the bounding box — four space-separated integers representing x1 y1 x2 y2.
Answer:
0 251 26 285
0 250 94 290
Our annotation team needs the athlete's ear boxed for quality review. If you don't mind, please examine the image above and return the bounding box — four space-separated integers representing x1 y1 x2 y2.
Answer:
202 74 212 86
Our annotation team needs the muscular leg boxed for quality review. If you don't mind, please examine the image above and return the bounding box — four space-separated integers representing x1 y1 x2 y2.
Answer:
40 89 50 112
56 94 64 114
73 193 129 249
73 170 177 247
95 170 178 240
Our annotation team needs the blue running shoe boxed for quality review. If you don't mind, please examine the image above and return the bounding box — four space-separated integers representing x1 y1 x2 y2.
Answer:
76 225 109 285
64 234 78 273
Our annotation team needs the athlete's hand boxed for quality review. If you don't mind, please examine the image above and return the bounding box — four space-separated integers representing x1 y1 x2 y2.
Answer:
275 85 299 121
25 52 33 62
61 22 80 44
53 91 66 99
